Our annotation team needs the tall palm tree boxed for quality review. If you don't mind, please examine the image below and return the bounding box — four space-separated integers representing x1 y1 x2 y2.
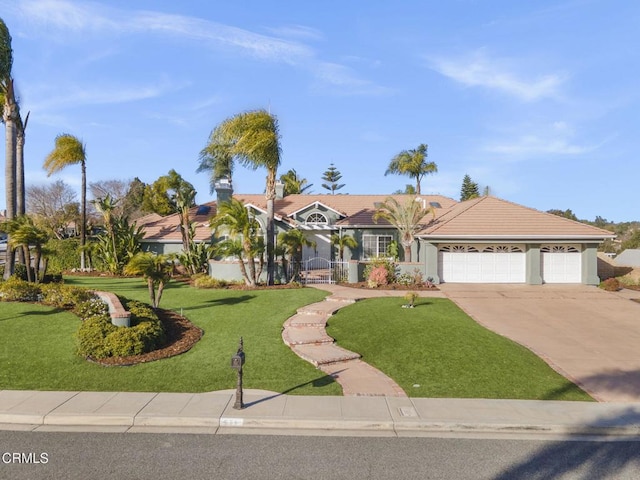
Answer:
210 197 264 286
330 233 358 261
280 168 312 195
203 109 281 285
124 252 174 308
373 196 434 262
197 139 234 193
1 18 17 279
278 228 316 282
44 134 88 270
385 144 437 195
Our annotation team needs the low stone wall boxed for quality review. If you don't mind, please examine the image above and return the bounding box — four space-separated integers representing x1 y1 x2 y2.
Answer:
597 253 633 280
94 291 131 327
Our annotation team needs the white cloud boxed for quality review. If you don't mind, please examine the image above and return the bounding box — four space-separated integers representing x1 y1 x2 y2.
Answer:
428 50 566 101
312 62 393 96
264 24 324 41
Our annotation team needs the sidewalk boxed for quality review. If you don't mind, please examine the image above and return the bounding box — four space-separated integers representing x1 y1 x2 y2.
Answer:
2 389 640 438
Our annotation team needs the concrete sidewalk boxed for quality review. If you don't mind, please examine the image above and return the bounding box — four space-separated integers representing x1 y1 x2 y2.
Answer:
2 389 640 438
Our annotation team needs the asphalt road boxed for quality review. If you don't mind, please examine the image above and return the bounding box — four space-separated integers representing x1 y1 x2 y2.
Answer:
1 431 640 479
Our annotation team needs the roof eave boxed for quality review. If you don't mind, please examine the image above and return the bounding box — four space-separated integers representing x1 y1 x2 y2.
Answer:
419 234 616 241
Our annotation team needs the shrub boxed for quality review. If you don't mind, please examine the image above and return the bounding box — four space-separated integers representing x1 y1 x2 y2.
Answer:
75 297 110 320
40 283 96 310
397 268 424 286
75 298 166 359
363 258 397 287
599 277 621 291
45 238 81 274
368 266 389 288
0 277 42 302
194 276 231 289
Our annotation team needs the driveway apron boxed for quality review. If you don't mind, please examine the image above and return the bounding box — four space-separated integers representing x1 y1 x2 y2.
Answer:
440 284 640 403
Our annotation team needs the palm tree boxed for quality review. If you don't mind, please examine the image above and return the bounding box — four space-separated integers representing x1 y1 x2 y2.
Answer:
124 252 174 308
330 233 358 261
210 197 265 286
1 18 17 279
2 215 49 282
277 228 316 282
385 144 437 195
44 134 88 270
373 196 435 262
280 168 312 195
197 139 234 193
203 109 281 285
92 194 119 268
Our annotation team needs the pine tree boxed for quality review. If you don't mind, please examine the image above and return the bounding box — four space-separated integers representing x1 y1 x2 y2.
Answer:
321 163 345 194
460 174 480 201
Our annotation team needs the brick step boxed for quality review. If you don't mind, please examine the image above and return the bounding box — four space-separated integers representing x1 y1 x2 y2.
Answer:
291 343 361 367
282 327 334 346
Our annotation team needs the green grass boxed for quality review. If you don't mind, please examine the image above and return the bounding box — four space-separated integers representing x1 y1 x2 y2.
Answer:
326 297 593 401
0 276 340 395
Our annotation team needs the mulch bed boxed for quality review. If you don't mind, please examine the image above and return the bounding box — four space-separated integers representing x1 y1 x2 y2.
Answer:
343 282 439 291
89 308 203 367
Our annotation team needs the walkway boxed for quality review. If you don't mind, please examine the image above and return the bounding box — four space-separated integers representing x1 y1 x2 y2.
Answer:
282 284 445 397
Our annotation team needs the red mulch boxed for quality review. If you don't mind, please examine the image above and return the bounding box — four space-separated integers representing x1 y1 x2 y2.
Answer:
343 282 439 291
89 309 203 367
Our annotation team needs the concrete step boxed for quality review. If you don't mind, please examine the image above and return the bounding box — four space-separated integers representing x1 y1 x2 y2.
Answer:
297 299 353 316
320 360 407 397
283 313 328 328
291 343 361 367
282 327 334 346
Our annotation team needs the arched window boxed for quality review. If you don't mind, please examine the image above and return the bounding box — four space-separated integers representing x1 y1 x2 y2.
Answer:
306 212 328 225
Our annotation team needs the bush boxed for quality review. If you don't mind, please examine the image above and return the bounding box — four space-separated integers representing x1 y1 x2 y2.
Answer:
40 283 96 310
75 298 166 359
194 276 232 289
363 258 397 287
599 278 621 291
397 269 424 286
0 277 42 302
368 266 389 288
45 238 81 274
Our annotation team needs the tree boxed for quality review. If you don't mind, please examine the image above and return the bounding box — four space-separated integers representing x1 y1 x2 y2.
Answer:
460 174 480 201
547 209 578 222
330 233 358 261
1 215 49 282
197 139 234 193
44 134 88 270
280 168 313 195
120 177 146 220
321 163 345 194
210 197 265 286
124 252 174 308
373 196 434 262
203 109 281 285
1 18 17 279
26 180 80 239
392 184 416 195
385 144 437 195
277 228 315 282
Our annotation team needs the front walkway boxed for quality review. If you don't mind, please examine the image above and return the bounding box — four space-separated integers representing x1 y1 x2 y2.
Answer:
282 284 445 397
440 283 640 402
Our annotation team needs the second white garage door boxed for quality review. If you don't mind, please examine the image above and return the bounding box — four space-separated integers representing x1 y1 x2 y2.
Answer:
438 245 526 283
541 245 582 283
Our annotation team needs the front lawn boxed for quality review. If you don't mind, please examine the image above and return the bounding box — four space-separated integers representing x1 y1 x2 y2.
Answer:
0 276 340 395
325 297 593 401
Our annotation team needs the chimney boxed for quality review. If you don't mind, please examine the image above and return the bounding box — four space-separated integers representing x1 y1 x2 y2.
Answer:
275 181 285 199
215 177 233 204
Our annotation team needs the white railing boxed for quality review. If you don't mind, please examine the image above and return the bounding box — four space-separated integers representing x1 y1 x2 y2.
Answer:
288 257 348 284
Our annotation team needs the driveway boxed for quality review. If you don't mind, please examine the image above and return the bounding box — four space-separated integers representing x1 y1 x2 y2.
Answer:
439 284 640 402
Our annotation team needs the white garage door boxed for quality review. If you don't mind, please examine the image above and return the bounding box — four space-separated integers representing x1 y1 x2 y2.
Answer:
438 245 526 283
541 245 582 283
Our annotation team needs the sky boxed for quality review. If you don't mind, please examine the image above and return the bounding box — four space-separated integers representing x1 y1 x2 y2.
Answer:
0 0 638 222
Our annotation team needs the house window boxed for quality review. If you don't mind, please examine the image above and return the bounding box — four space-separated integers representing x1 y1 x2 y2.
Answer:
363 234 393 259
306 212 328 225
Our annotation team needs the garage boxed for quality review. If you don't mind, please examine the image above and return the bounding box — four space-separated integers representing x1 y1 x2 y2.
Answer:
541 245 582 283
438 244 526 283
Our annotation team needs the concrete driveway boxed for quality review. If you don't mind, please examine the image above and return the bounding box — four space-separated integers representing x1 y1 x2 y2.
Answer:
439 284 640 402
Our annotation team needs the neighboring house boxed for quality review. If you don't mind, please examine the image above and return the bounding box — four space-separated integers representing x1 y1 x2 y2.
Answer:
140 181 614 285
614 249 640 268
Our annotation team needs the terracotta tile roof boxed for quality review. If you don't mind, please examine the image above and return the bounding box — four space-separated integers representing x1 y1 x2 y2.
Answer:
419 196 615 239
138 207 213 243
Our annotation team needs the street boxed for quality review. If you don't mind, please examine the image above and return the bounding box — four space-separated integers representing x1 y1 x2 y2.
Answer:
1 431 640 479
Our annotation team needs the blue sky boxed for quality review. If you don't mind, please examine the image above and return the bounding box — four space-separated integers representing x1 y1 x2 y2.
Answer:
1 0 638 222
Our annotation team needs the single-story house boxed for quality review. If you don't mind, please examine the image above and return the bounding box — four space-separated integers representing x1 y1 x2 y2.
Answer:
139 180 614 285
